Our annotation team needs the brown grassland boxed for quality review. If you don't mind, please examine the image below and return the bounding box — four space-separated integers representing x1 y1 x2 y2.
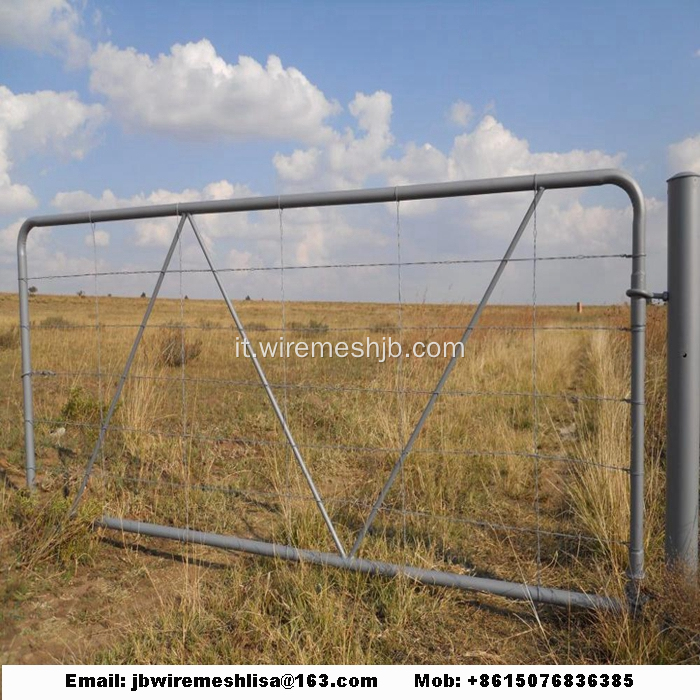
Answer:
0 291 698 664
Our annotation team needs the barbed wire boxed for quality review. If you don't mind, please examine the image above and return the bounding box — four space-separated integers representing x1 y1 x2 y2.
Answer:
29 322 632 333
25 252 634 282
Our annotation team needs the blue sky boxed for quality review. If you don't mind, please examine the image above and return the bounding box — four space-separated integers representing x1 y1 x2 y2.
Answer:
0 0 698 303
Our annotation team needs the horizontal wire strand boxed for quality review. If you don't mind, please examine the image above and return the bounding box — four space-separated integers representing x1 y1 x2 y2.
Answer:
25 252 634 281
30 369 631 404
33 417 629 473
29 322 632 333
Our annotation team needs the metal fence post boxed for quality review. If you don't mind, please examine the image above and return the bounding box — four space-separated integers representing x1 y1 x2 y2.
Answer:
17 220 36 489
666 171 700 577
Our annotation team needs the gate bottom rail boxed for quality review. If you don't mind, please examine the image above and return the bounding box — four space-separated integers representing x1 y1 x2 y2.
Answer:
98 516 623 612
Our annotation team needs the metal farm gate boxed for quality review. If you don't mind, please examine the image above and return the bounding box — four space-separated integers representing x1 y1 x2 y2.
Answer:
17 169 650 611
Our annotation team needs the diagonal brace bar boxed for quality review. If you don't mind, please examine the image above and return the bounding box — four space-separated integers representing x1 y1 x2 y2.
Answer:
350 188 546 557
69 215 188 516
185 214 347 558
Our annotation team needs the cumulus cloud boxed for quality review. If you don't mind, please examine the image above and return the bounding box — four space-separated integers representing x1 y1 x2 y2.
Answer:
52 180 267 253
273 96 623 196
0 217 28 259
446 116 624 180
668 134 700 174
0 172 35 214
273 90 394 189
88 40 340 143
0 0 91 67
448 100 474 127
53 179 255 212
0 216 51 271
84 229 109 247
0 86 106 214
227 248 261 277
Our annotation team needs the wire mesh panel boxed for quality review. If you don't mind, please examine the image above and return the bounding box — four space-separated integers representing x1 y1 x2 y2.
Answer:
16 170 647 610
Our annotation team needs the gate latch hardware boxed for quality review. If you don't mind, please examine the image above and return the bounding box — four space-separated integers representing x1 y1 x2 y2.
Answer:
626 288 668 302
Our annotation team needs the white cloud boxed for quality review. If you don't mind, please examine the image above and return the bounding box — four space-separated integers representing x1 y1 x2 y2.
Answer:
0 173 36 213
53 187 194 213
88 40 340 143
448 100 474 127
668 134 700 174
273 90 394 189
273 147 321 182
84 229 109 247
0 0 91 67
226 248 260 276
52 180 268 254
53 180 255 212
134 220 177 248
1 217 29 259
694 49 700 58
273 97 623 197
0 217 54 273
0 85 106 214
446 116 623 181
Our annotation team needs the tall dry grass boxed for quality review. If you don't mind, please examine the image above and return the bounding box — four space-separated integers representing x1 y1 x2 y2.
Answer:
1 294 697 664
567 331 631 571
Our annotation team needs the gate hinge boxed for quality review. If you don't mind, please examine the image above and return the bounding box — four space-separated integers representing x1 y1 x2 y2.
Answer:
626 288 668 303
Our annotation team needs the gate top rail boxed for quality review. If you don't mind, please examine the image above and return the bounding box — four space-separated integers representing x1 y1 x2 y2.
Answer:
17 168 644 247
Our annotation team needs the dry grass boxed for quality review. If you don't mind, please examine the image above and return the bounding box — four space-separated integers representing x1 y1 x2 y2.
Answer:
0 325 19 350
566 331 631 571
0 292 697 664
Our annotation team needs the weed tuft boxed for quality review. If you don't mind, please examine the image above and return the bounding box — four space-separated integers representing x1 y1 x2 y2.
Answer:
60 386 107 424
9 490 100 569
290 319 329 334
156 327 202 367
39 315 71 329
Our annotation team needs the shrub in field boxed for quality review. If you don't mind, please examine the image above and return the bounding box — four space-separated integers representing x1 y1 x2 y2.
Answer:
60 386 107 424
246 321 268 331
198 317 221 330
370 321 398 334
290 319 329 334
38 315 71 329
307 319 329 333
156 327 202 367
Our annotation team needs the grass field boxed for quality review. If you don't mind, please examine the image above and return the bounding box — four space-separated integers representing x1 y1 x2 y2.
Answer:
0 291 698 664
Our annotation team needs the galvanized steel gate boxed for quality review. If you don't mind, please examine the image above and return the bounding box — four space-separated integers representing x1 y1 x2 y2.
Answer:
17 169 647 611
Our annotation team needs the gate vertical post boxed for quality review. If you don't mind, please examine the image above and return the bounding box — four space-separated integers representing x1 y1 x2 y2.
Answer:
666 172 700 577
17 221 36 489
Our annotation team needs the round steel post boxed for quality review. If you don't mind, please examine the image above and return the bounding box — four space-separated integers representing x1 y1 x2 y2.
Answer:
666 172 700 577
